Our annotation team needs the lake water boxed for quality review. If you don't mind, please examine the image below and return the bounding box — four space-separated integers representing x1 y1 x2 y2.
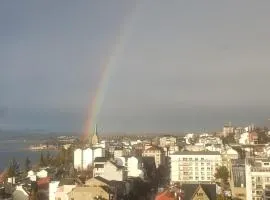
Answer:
0 140 58 171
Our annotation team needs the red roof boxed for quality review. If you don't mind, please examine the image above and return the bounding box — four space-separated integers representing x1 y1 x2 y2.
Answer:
155 190 175 200
37 177 51 190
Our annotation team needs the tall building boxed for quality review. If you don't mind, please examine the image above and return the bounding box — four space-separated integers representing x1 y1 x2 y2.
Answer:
223 122 235 137
245 158 270 200
169 151 221 184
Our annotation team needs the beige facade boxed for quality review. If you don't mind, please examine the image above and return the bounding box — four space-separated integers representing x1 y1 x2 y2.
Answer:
68 186 110 200
142 146 165 168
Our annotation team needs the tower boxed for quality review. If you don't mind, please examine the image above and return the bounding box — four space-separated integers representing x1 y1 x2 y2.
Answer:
90 124 99 146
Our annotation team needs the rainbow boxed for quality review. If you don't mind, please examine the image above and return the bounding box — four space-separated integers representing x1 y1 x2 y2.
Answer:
83 2 142 140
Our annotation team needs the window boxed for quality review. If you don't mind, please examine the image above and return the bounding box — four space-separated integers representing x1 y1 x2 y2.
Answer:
197 193 203 196
189 158 192 161
201 167 204 170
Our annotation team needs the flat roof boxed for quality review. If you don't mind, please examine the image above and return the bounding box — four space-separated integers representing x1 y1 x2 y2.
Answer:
171 151 220 155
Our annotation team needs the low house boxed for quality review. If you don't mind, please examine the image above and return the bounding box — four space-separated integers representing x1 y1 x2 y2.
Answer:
68 185 112 200
181 184 216 200
55 185 76 200
12 185 29 200
93 157 108 178
93 161 126 181
86 176 129 199
225 148 239 160
37 169 48 178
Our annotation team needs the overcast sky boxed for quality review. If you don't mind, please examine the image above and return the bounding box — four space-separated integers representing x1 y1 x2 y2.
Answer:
1 0 270 133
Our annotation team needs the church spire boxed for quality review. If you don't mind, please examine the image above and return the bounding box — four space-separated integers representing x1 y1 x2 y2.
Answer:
91 124 99 146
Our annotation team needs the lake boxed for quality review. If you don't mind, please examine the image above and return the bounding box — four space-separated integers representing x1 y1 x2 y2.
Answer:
0 140 58 171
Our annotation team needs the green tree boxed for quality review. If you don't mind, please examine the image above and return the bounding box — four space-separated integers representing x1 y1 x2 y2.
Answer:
7 158 20 177
46 151 51 166
215 166 229 183
25 157 31 172
39 152 46 167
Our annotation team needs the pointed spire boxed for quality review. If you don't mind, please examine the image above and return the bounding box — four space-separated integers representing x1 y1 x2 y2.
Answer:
94 124 98 136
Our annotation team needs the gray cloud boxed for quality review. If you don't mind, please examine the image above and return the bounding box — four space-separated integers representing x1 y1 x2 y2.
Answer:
1 0 270 132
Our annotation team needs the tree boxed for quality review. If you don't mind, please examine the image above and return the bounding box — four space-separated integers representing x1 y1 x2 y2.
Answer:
45 151 51 166
25 157 31 172
7 158 20 177
39 152 46 167
215 166 229 183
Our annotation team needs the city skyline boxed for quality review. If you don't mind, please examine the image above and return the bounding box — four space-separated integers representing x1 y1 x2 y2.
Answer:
1 1 270 133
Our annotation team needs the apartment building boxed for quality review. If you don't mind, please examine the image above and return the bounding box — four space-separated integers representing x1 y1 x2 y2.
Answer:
169 151 221 184
142 146 165 168
246 158 270 200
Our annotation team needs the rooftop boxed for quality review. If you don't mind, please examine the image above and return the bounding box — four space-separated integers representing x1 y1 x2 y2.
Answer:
171 151 220 156
94 157 108 163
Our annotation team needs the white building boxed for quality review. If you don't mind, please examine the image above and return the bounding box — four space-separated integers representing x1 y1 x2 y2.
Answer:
127 156 144 178
82 148 93 169
74 147 105 170
93 161 126 181
74 148 83 170
239 132 249 145
55 185 76 200
49 181 59 200
170 151 222 184
184 133 195 144
114 147 129 158
225 148 239 160
159 136 177 147
246 158 270 200
37 169 48 178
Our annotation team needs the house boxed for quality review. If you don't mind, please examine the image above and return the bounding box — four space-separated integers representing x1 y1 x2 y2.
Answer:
127 156 144 178
85 176 127 199
249 132 258 144
181 184 217 200
67 185 113 200
225 148 239 160
55 185 76 200
93 157 109 178
49 181 59 200
142 146 165 168
12 185 29 200
37 169 48 178
159 136 177 147
93 160 126 181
